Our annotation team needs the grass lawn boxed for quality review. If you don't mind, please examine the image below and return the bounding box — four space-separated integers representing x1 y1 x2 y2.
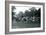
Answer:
12 19 40 29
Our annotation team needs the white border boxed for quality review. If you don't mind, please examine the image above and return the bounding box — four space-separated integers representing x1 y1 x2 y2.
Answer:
9 4 43 32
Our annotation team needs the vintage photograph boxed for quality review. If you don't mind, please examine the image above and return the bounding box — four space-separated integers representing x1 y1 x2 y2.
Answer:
11 5 41 29
9 4 43 32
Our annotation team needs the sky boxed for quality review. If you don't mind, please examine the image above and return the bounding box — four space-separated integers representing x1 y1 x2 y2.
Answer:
13 6 39 14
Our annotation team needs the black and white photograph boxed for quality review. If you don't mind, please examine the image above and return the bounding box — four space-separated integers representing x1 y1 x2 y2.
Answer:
12 6 41 28
9 4 43 32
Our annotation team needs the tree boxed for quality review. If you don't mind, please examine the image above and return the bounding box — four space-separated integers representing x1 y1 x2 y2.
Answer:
25 10 29 17
37 8 41 23
37 8 41 17
29 7 37 17
29 7 36 11
12 6 16 16
12 6 16 20
17 11 24 18
35 8 41 17
12 6 16 12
